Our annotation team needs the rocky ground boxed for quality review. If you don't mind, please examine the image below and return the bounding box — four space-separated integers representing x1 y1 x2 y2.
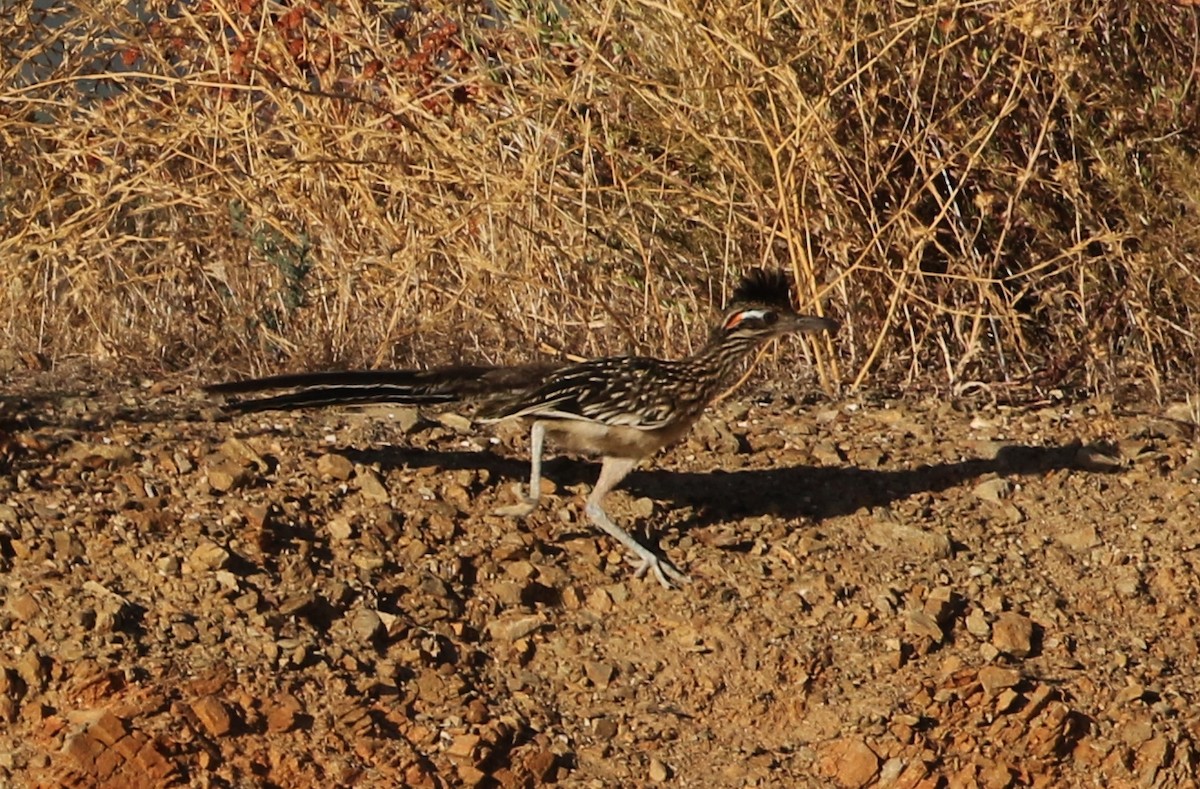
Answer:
1 374 1199 788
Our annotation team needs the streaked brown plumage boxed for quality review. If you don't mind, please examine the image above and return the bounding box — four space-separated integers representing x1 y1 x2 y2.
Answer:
206 269 838 587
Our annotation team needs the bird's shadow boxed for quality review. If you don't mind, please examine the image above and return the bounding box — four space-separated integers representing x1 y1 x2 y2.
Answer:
345 441 1111 529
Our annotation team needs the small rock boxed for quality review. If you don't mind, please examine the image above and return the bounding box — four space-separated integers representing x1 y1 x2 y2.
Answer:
586 588 613 613
632 497 655 519
205 460 250 493
992 612 1035 658
486 614 545 642
389 406 421 433
1114 682 1146 704
878 757 905 784
1138 736 1169 784
350 609 384 643
219 437 269 471
523 749 557 781
172 622 199 642
190 695 232 737
585 661 615 687
973 477 1011 505
186 542 230 572
965 608 991 638
811 440 843 465
16 651 47 691
592 718 618 739
328 517 353 541
88 711 128 746
978 666 1021 695
818 738 879 788
904 609 944 642
864 517 951 559
267 693 302 733
356 468 391 504
505 561 537 581
924 587 956 626
8 592 40 621
648 757 670 783
995 688 1022 715
436 413 473 433
447 733 481 762
1058 524 1100 552
316 454 354 481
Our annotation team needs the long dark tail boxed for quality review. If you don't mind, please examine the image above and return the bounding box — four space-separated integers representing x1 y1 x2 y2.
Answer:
206 364 557 414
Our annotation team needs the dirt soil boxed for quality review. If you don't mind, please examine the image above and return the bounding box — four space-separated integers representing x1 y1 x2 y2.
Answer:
1 376 1199 788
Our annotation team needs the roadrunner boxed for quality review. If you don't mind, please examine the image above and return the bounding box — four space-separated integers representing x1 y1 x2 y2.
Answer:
207 269 837 587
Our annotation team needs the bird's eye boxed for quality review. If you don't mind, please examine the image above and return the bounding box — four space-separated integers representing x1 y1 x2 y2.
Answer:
763 311 778 325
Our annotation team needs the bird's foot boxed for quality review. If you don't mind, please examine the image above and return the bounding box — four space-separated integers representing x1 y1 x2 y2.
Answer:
493 484 539 518
628 552 692 589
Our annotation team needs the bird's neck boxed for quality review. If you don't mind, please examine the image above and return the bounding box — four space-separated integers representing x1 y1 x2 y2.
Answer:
691 333 765 383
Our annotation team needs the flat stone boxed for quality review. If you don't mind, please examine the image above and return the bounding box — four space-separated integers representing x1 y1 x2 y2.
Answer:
584 661 615 687
974 477 1011 505
979 666 1021 695
436 413 473 433
8 592 40 621
864 518 951 559
905 609 944 642
486 614 545 642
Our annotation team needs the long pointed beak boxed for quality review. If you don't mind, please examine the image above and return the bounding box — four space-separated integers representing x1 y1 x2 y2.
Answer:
784 313 839 336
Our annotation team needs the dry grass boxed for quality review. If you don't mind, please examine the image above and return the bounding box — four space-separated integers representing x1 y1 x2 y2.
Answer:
2 0 1198 400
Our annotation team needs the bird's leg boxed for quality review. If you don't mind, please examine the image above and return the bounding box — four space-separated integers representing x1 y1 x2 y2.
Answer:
494 421 545 518
585 456 691 589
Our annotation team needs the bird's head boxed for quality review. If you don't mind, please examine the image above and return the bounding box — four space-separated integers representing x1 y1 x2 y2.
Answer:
715 268 839 342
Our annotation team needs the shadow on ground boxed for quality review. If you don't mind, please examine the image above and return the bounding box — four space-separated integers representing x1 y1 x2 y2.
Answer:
347 440 1109 527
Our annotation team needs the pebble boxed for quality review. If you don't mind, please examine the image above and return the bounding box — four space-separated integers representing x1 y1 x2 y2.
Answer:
904 610 944 642
978 666 1021 695
316 454 354 481
584 661 615 687
991 612 1035 657
592 718 618 739
356 468 391 504
1058 524 1100 551
486 615 545 642
186 542 230 572
435 413 473 434
190 695 232 737
973 477 1011 504
818 738 879 788
864 518 951 559
350 608 384 642
205 460 249 493
965 608 991 638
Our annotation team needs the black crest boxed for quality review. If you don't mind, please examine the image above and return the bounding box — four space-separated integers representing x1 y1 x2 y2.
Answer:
731 268 794 310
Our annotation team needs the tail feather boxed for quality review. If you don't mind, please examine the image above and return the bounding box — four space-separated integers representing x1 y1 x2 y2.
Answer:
215 385 458 413
207 364 559 414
